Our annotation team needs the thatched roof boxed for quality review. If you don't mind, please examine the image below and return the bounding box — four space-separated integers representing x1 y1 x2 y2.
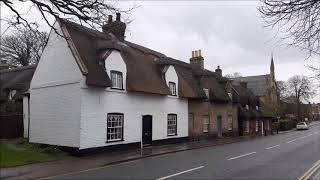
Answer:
58 19 229 101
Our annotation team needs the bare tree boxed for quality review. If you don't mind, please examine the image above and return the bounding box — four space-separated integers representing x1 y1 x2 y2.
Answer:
276 81 288 101
0 24 48 66
259 0 320 56
259 0 320 85
1 0 136 31
286 75 315 120
225 72 242 79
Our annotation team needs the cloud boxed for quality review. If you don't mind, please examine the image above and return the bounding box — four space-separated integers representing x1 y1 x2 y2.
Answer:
125 1 311 72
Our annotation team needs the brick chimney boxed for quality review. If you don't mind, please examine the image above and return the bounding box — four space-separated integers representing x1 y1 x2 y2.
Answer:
102 13 126 41
190 50 204 69
240 81 247 88
215 66 222 77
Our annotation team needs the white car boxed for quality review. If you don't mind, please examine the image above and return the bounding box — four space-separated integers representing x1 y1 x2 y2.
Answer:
296 122 309 130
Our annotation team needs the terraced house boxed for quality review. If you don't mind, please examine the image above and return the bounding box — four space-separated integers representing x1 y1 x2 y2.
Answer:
28 14 239 150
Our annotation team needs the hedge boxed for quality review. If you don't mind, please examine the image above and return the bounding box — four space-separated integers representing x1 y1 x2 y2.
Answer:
279 120 297 131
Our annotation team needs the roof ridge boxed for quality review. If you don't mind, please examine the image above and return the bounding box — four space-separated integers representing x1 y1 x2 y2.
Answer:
0 65 37 74
240 74 269 78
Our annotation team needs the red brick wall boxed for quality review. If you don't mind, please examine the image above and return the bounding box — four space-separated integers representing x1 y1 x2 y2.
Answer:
241 119 273 137
188 100 238 137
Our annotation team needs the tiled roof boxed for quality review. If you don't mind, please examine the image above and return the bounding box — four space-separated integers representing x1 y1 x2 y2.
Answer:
233 75 269 96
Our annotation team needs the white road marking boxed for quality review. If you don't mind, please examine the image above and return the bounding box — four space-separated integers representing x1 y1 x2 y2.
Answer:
265 144 280 150
157 166 205 180
286 138 297 143
227 152 257 161
298 135 308 140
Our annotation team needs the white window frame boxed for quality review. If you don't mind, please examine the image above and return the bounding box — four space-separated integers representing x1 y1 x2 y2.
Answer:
203 88 209 99
245 121 250 133
8 90 17 100
167 114 177 136
107 113 124 142
169 82 177 96
256 121 259 132
228 115 233 131
189 113 195 129
203 115 210 133
110 70 123 90
246 105 249 110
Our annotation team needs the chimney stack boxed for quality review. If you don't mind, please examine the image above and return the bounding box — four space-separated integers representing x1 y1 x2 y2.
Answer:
102 13 126 41
240 81 247 88
116 12 121 21
190 49 204 69
108 15 113 24
215 66 222 77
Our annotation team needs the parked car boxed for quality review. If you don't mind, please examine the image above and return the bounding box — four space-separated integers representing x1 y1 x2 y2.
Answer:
296 122 309 130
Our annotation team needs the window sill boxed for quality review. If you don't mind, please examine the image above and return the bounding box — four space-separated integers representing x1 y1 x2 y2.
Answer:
106 139 124 144
110 87 124 90
167 134 177 137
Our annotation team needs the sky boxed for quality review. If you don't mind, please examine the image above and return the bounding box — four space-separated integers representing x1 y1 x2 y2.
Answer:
1 1 319 102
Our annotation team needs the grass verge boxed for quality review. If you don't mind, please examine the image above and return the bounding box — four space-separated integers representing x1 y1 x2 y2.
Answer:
0 139 65 168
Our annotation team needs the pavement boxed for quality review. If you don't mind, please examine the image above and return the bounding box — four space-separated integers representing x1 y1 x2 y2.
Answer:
1 121 319 180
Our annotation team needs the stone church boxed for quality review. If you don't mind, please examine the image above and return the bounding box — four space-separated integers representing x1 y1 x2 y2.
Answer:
234 55 279 116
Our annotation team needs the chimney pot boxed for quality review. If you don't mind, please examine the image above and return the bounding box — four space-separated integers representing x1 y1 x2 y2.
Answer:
116 13 121 21
108 15 113 23
190 49 204 69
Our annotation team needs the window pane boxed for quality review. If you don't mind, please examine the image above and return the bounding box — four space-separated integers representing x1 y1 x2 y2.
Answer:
167 114 177 135
111 71 123 89
169 82 176 95
107 114 124 141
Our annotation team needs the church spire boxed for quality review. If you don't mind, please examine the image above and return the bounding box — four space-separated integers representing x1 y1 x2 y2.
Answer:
270 52 275 79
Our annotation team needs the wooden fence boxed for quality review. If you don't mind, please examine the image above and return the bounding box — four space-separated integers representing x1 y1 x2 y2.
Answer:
0 113 23 138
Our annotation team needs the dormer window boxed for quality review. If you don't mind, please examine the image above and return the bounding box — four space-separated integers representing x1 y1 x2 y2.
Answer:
169 82 176 96
246 105 249 110
203 88 209 99
110 70 123 90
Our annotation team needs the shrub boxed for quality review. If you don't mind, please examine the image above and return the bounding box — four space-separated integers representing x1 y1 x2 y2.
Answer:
279 120 297 131
0 101 23 113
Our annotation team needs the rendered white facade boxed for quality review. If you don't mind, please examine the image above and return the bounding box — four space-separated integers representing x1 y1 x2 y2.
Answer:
29 24 189 149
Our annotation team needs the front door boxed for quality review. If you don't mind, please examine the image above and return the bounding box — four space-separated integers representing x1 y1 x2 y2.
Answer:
217 115 222 137
142 115 152 146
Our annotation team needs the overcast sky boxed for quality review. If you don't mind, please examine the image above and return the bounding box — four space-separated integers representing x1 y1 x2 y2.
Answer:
1 1 319 102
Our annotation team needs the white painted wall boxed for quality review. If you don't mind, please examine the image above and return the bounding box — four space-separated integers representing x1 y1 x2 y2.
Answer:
29 22 83 147
79 51 188 149
105 51 127 91
165 65 179 96
31 22 83 88
80 88 188 149
23 96 29 138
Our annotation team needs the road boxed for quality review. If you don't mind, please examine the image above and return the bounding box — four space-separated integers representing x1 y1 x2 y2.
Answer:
50 123 320 180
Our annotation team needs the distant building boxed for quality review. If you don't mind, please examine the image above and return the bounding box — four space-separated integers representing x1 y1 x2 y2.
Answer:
233 55 279 117
311 103 320 120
